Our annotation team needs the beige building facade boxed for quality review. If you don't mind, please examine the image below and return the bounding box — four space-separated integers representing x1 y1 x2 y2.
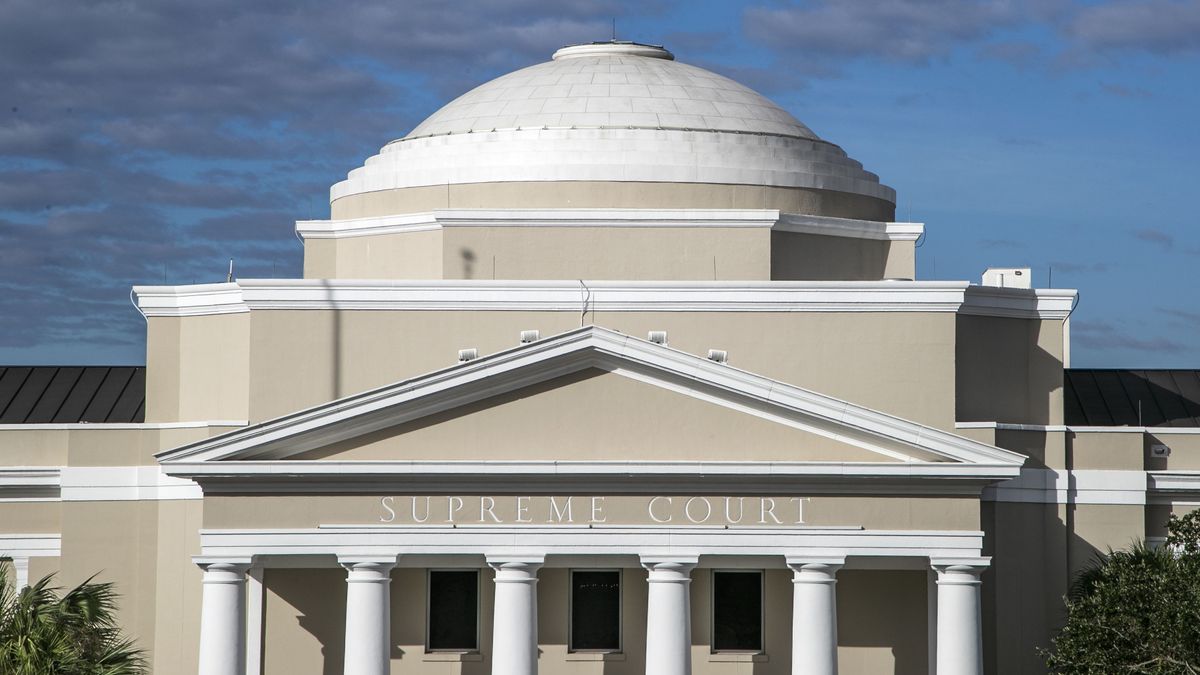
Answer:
3 41 1197 675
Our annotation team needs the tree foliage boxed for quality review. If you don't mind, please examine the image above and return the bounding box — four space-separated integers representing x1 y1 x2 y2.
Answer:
0 566 145 675
1045 511 1200 674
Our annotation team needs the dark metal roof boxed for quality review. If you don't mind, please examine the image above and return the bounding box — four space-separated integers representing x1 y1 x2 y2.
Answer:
1065 369 1200 427
0 367 145 424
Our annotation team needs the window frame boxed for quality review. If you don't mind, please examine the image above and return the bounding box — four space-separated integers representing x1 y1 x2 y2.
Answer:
709 569 765 654
425 568 481 653
568 568 623 654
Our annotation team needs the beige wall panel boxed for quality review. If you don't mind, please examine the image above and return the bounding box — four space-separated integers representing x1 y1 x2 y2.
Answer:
263 568 345 675
956 316 1064 426
246 310 956 428
0 428 69 465
59 501 161 665
303 239 338 279
0 502 60 533
1069 504 1144 574
248 310 343 422
982 501 1069 674
27 555 60 583
177 313 250 422
836 570 929 675
440 227 769 281
883 241 916 281
148 313 250 423
152 499 203 675
330 182 896 222
146 316 182 422
328 229 444 280
1146 431 1200 471
1067 432 1144 471
770 231 890 281
203 495 977 532
299 369 925 463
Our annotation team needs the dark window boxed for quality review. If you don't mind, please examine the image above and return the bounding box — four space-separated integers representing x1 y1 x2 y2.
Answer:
571 570 621 651
428 570 478 651
712 571 762 652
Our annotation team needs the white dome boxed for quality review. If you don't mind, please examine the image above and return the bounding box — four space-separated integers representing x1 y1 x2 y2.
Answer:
332 42 895 207
406 43 819 141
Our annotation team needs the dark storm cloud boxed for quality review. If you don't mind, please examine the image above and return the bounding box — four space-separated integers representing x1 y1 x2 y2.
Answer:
0 0 637 358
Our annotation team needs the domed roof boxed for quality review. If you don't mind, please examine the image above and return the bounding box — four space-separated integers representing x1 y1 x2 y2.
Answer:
331 42 895 211
406 43 820 141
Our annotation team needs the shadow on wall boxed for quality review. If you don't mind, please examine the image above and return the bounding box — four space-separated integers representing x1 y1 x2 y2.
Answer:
264 568 345 675
980 497 1104 675
956 310 1065 427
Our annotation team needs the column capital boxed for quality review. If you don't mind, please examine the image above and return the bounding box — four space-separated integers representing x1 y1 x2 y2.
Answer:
786 554 846 570
485 553 545 570
639 554 699 571
194 556 253 574
930 556 990 578
337 553 399 568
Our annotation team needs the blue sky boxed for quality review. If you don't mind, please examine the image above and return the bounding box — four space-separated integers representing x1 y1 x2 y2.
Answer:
1 0 1197 367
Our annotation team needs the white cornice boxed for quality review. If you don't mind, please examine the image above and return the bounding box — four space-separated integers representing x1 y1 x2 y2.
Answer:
955 422 1200 435
1149 472 1200 503
133 279 1077 320
199 526 981 561
295 209 924 243
132 282 247 317
0 468 61 501
0 533 61 558
960 286 1075 320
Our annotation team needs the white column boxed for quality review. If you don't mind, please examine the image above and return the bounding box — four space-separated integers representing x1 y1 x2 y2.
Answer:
931 558 988 675
641 556 698 675
340 556 397 675
488 555 544 675
787 556 844 675
197 558 251 675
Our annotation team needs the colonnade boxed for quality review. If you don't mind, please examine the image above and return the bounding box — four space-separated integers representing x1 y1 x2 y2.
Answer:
195 554 986 675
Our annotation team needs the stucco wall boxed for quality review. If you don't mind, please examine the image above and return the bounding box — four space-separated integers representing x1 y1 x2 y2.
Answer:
956 315 1065 426
243 309 957 428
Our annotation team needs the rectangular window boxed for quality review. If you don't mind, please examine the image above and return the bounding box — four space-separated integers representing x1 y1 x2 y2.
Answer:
428 570 478 651
712 570 763 652
570 569 621 652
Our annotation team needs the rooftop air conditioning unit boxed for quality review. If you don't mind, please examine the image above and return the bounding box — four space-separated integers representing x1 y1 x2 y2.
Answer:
982 267 1032 289
457 348 478 363
648 331 668 345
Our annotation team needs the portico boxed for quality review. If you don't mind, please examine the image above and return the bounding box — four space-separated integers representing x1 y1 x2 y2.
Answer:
194 526 989 675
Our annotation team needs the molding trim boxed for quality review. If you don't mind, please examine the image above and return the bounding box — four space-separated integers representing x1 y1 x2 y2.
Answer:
0 533 61 558
0 466 203 502
0 468 61 501
133 279 1076 320
983 468 1147 505
198 526 984 561
956 422 1200 435
294 209 924 243
1149 471 1200 503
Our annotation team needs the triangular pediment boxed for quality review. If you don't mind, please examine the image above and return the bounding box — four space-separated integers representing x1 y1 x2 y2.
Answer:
158 326 1025 474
